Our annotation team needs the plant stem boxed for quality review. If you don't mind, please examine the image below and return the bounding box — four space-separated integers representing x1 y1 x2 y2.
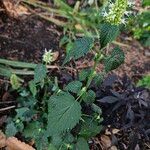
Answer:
77 51 104 102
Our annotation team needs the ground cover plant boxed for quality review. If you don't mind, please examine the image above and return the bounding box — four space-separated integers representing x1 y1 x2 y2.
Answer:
128 0 150 46
0 0 149 150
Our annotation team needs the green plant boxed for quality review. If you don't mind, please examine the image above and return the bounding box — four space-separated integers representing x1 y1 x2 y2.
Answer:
137 75 150 89
3 1 130 149
129 0 150 46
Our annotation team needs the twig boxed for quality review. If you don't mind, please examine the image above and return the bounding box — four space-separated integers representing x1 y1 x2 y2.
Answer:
112 41 131 48
0 106 15 112
0 101 16 104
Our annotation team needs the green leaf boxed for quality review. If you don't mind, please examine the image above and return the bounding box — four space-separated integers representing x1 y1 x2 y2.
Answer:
48 93 81 136
65 81 82 94
0 65 12 77
79 69 90 81
35 130 49 150
74 138 89 150
64 37 94 64
23 121 41 138
104 47 124 72
5 122 17 136
10 74 21 90
79 117 102 139
34 64 47 83
51 134 63 148
99 23 119 48
29 80 37 96
137 75 150 88
48 144 57 150
82 90 96 104
15 107 30 120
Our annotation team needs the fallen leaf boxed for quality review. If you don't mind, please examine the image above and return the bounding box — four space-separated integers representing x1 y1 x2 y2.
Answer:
0 130 6 148
2 0 30 19
100 135 111 149
105 128 120 135
52 51 59 62
110 146 118 150
6 137 35 150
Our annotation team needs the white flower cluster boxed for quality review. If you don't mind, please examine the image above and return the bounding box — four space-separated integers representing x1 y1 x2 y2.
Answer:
42 49 54 64
102 0 134 25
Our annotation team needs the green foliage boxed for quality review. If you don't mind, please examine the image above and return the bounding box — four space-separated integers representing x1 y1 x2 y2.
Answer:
3 2 126 149
64 37 94 64
129 1 150 46
79 117 102 139
10 74 21 90
99 23 119 48
65 80 82 94
104 47 125 72
74 138 89 150
34 64 47 83
137 75 150 89
5 121 17 137
48 92 81 135
82 90 96 104
29 80 37 97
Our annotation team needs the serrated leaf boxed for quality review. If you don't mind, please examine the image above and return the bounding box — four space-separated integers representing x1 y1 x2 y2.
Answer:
104 47 124 72
64 37 94 64
82 90 96 104
5 122 17 137
79 117 102 139
65 81 82 94
35 130 49 150
48 93 81 136
48 144 57 150
99 23 119 48
51 134 63 148
75 138 89 150
29 80 37 97
79 69 90 81
34 64 47 83
23 121 41 138
15 107 30 120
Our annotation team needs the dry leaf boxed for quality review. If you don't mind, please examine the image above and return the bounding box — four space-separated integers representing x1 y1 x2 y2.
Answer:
100 135 111 149
110 146 118 150
6 137 35 150
105 128 120 135
52 51 59 62
75 24 83 30
2 0 30 18
0 130 6 148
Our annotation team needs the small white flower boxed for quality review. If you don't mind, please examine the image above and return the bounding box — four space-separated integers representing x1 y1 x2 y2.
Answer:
102 11 108 17
42 48 53 64
121 18 126 24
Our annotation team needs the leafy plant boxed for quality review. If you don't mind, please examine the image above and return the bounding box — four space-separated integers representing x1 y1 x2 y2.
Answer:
129 0 150 46
137 75 150 89
97 74 150 149
3 1 129 149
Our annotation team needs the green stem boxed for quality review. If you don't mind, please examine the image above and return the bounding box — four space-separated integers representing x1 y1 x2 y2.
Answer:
77 51 104 102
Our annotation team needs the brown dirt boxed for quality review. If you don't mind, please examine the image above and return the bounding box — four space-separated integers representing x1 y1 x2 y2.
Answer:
0 13 61 63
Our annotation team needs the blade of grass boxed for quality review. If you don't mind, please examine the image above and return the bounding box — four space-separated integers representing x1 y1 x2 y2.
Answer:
0 58 36 69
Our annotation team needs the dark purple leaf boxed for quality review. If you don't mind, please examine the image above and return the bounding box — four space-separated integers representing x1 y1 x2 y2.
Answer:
98 96 119 103
102 74 118 87
126 106 134 121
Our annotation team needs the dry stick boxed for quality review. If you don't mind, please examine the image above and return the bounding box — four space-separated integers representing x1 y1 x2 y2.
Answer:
0 101 17 104
112 41 131 48
0 106 15 112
